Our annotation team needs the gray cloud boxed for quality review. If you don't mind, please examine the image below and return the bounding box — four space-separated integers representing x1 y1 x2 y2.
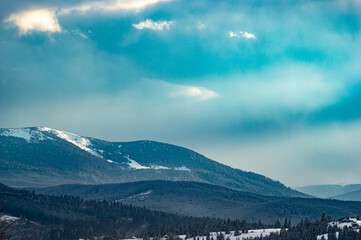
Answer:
1 0 361 186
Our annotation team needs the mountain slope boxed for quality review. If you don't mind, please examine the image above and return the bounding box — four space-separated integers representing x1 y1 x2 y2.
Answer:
295 184 361 198
333 189 361 201
35 180 361 223
0 127 305 197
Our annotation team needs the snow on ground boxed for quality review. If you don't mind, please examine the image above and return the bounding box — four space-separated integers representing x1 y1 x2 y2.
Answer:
317 233 330 240
150 164 170 170
122 229 283 240
127 190 153 199
125 156 189 171
329 222 353 228
198 229 282 240
174 166 191 171
125 156 151 169
317 232 340 240
317 230 360 239
115 190 153 202
38 127 102 158
0 215 20 222
0 128 51 142
328 217 361 229
317 217 361 239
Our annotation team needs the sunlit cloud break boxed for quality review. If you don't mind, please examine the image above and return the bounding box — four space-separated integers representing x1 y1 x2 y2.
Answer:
229 31 257 39
171 85 218 101
60 0 171 15
132 19 172 31
4 9 61 35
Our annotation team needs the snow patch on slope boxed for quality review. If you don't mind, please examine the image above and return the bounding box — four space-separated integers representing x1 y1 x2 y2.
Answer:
125 156 190 171
128 190 153 199
174 166 191 171
125 155 150 169
150 164 170 170
0 215 20 222
38 127 102 158
115 190 153 202
0 128 51 142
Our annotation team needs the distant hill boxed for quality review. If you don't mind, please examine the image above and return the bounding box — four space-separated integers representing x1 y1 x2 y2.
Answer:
333 189 361 201
295 184 361 198
0 127 305 197
35 180 361 223
1 182 248 239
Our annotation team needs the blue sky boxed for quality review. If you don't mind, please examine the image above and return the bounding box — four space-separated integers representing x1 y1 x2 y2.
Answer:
1 0 361 186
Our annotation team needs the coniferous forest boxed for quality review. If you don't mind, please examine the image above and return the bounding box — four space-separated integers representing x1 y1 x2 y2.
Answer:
1 183 361 240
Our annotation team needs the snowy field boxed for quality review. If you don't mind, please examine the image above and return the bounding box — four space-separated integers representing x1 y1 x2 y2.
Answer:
121 229 283 240
194 229 283 240
316 217 361 239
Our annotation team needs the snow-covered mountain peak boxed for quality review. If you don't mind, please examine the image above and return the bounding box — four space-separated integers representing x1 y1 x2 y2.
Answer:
0 127 102 159
0 127 192 170
0 127 52 142
37 127 102 158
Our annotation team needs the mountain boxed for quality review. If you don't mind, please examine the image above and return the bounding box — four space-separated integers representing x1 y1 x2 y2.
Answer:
0 127 304 197
35 180 361 223
295 184 361 198
333 189 361 201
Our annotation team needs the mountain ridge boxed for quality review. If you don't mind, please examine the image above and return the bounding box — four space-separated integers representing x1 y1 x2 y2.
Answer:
333 189 361 201
295 184 361 199
0 126 305 197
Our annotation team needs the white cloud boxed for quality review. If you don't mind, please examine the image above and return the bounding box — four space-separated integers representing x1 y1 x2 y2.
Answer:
5 0 171 34
59 0 171 15
229 31 257 39
171 85 218 101
72 30 88 39
4 9 61 35
132 19 172 31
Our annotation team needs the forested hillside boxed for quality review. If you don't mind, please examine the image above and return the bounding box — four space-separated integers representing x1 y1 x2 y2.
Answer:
0 183 281 240
36 180 361 223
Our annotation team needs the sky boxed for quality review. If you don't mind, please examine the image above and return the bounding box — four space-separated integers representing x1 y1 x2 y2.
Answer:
1 0 361 187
